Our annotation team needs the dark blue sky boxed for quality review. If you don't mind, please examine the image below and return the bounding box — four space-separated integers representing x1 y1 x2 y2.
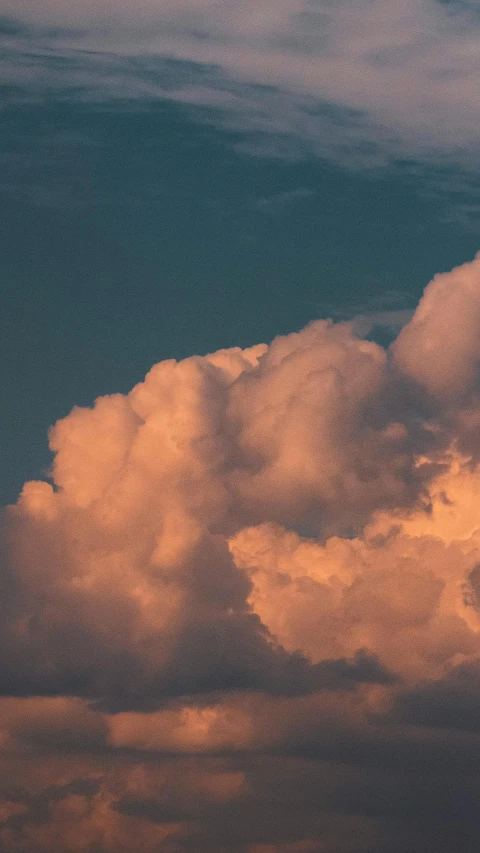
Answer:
2 3 480 503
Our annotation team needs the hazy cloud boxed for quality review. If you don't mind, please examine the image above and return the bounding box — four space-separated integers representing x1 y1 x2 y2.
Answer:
3 1 480 166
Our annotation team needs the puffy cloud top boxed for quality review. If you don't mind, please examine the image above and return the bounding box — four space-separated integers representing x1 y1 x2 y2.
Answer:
393 253 480 401
3 255 480 850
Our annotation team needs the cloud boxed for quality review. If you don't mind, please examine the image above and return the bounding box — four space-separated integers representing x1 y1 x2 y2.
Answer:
3 1 480 168
2 320 406 711
392 253 480 402
391 659 480 732
3 254 480 848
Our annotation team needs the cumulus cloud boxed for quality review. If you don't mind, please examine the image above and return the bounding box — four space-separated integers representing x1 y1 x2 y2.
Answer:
2 321 404 710
3 255 480 848
3 1 480 166
393 252 480 402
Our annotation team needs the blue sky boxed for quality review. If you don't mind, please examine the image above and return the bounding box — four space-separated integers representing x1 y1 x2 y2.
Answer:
2 0 480 503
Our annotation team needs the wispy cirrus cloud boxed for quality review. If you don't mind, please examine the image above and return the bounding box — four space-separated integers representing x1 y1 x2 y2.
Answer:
2 1 480 167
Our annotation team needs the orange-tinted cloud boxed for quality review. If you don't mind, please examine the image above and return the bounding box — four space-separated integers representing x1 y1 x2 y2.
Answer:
2 256 480 850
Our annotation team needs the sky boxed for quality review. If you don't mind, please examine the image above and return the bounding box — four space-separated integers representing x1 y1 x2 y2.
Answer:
2 1 480 851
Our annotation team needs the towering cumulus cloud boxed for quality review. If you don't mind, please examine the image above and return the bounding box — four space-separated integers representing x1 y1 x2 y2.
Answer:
2 256 480 851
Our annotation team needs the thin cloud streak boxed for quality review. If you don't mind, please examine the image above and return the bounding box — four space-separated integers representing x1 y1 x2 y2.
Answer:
2 1 480 167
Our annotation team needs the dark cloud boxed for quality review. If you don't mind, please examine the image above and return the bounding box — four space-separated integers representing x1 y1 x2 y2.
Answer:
391 661 480 734
2 778 100 837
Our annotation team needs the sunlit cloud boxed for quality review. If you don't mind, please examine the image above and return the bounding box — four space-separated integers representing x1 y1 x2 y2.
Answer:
3 254 480 849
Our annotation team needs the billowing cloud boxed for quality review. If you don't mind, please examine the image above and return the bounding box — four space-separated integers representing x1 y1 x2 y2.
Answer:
3 1 480 167
1 321 403 710
3 255 480 849
393 253 480 402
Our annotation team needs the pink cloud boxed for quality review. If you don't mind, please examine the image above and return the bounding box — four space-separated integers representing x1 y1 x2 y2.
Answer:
2 255 480 850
